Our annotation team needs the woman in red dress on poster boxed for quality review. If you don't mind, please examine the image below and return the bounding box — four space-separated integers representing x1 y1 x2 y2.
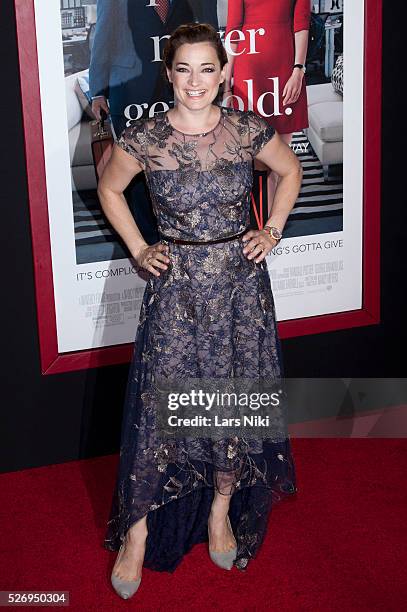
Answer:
224 0 310 214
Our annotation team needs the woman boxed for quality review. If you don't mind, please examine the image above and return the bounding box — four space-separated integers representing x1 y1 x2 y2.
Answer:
224 0 310 214
97 23 302 600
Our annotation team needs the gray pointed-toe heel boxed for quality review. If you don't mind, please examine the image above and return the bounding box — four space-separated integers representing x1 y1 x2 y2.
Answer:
111 543 142 600
208 515 237 571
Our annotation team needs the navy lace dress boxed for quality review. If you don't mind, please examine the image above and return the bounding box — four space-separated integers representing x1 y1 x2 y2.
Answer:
103 106 297 571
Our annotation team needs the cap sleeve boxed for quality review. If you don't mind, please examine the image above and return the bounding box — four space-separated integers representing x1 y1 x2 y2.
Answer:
245 111 276 158
116 120 146 165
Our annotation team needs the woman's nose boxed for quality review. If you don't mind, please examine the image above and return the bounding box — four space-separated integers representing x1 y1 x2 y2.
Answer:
188 72 200 87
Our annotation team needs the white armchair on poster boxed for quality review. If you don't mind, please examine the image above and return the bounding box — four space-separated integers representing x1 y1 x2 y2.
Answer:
305 53 344 181
65 69 98 192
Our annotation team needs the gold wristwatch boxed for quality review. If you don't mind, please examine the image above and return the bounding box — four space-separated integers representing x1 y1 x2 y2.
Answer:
262 225 282 243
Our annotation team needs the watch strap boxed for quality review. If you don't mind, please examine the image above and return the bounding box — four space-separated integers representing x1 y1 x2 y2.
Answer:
294 63 306 73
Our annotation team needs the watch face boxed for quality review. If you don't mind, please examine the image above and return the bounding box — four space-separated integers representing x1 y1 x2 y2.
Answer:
271 227 282 240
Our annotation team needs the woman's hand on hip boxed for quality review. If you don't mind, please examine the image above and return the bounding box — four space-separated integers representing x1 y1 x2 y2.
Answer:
135 242 170 277
241 229 278 264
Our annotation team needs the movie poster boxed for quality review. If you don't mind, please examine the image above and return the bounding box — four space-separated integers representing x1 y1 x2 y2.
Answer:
32 0 361 354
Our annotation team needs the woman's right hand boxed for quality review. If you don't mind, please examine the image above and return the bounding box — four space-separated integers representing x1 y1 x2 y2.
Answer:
135 242 170 277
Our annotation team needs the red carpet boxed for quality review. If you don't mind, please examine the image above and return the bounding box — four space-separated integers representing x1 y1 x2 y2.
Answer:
1 439 406 611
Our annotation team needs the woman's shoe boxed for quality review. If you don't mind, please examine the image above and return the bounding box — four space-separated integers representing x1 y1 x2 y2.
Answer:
111 542 142 600
208 514 237 571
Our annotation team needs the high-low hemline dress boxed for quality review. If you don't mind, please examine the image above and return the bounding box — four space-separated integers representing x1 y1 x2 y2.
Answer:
103 105 297 572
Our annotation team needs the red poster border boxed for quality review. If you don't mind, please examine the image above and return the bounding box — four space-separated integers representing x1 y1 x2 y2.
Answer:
14 0 382 375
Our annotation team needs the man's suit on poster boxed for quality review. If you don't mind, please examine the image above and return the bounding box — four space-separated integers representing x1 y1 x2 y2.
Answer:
89 0 195 244
193 0 220 29
89 0 196 127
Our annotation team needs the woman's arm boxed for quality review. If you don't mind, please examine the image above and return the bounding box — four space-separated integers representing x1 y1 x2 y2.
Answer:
98 123 171 276
242 133 302 262
294 29 309 66
282 29 309 106
282 0 311 106
97 146 148 259
256 133 303 233
293 0 311 63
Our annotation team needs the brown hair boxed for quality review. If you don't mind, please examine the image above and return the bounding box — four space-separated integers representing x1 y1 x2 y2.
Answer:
162 22 228 71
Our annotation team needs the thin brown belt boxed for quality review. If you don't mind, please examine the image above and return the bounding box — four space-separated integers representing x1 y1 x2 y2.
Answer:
159 226 250 245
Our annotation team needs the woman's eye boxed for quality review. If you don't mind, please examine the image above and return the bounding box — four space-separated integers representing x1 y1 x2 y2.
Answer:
174 67 215 73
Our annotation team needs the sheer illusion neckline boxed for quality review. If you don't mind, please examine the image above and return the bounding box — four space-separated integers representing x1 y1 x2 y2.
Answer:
165 106 224 138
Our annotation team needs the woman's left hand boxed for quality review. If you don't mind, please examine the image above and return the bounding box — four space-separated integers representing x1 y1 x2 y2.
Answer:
242 229 278 263
282 70 304 106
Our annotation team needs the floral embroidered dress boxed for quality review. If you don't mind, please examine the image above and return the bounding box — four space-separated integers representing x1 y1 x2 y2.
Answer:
104 105 297 571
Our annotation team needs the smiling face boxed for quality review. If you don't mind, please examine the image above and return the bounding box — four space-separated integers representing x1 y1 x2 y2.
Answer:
166 42 226 111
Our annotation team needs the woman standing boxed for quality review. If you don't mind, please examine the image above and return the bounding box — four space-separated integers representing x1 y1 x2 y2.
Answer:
97 23 302 600
224 0 310 214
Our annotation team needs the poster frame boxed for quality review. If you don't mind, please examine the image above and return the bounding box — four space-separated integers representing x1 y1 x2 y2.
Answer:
14 0 382 374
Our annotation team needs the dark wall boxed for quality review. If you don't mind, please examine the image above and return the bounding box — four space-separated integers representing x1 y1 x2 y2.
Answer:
1 1 405 473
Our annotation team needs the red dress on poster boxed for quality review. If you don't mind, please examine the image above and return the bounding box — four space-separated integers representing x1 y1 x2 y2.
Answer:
225 0 310 134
